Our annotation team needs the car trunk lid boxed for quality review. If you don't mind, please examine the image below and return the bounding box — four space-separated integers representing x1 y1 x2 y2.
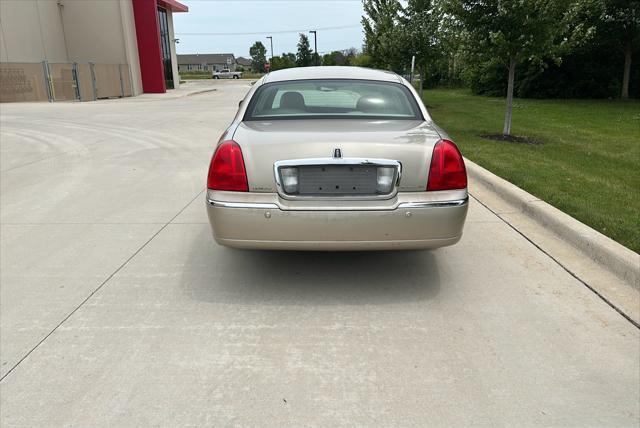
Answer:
232 119 442 193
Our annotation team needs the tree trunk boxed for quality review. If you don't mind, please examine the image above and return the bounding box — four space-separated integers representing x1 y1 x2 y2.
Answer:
621 39 632 100
452 55 457 80
419 65 424 98
503 58 516 136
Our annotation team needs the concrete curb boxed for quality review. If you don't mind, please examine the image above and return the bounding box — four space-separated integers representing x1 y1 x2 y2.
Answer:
185 89 217 97
129 88 217 102
465 159 639 288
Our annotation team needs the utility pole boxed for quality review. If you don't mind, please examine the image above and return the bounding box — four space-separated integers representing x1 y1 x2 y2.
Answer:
410 55 415 84
266 36 273 63
309 30 318 66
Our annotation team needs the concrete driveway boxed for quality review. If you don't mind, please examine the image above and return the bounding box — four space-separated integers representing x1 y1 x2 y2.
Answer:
1 80 638 426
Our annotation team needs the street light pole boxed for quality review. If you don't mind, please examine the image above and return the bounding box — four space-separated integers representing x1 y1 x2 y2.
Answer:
266 36 273 63
309 30 318 66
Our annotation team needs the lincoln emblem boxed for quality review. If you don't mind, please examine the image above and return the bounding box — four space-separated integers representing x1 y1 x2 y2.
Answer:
333 148 342 159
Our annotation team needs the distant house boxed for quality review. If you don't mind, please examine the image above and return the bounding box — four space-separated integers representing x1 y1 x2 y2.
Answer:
177 54 237 72
236 57 253 69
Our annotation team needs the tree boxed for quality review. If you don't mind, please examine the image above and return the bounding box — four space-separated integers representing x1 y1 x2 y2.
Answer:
283 52 297 65
296 34 314 67
322 53 333 65
362 0 402 68
396 0 443 93
271 52 297 70
322 50 348 66
344 47 359 65
350 52 375 68
612 0 640 99
450 0 569 135
435 4 467 85
569 0 639 99
362 0 457 82
249 41 267 73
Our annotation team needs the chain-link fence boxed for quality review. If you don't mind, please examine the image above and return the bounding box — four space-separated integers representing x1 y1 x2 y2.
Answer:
0 62 133 103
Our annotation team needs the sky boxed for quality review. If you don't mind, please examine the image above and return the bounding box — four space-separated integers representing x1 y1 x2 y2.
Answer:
172 0 365 58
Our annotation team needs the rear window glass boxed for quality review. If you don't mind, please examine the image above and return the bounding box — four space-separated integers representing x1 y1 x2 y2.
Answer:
244 79 422 120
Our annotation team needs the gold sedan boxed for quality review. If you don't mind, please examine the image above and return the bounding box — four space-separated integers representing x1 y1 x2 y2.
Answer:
206 66 468 250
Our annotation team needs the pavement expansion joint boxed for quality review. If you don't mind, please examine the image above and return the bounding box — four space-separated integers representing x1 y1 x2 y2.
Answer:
0 189 206 382
469 193 640 330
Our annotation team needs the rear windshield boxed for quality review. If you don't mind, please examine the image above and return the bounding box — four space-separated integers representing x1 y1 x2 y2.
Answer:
244 79 423 120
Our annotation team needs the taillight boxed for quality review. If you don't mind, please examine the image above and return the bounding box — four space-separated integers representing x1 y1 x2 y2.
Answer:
427 139 467 191
207 140 248 191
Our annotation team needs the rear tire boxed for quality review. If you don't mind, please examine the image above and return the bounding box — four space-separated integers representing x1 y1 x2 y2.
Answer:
213 76 219 79
233 75 239 79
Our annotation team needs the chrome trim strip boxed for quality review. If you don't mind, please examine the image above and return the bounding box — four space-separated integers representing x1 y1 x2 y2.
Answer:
273 157 402 201
398 197 468 208
207 199 279 209
207 196 468 210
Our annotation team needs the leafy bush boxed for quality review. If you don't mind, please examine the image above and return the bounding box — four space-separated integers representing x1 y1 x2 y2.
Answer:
464 32 639 99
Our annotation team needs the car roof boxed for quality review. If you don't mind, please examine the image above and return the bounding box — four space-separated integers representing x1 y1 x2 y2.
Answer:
262 66 402 84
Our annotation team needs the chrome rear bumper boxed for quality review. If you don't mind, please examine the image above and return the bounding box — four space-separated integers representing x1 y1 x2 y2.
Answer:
206 190 468 251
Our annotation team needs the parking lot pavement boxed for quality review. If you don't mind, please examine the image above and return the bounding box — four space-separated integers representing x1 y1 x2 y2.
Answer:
1 80 638 426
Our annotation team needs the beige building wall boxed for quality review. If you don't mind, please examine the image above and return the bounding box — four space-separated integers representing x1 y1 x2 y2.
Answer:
0 0 68 63
118 0 143 96
0 19 7 63
0 0 144 95
59 0 125 64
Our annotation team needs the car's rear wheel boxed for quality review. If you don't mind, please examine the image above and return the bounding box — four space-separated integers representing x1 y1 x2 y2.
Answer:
233 75 239 79
213 76 219 79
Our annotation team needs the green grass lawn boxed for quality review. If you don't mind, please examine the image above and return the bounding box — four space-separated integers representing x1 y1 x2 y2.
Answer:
180 73 212 80
239 72 266 80
423 89 640 253
180 72 265 80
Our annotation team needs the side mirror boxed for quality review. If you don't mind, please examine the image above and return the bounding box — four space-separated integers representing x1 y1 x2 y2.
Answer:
238 100 243 108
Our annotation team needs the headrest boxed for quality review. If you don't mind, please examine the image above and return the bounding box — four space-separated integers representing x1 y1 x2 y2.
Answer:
356 96 386 113
280 91 306 110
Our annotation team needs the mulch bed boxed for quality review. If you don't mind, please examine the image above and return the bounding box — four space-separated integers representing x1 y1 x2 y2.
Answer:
480 134 543 145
